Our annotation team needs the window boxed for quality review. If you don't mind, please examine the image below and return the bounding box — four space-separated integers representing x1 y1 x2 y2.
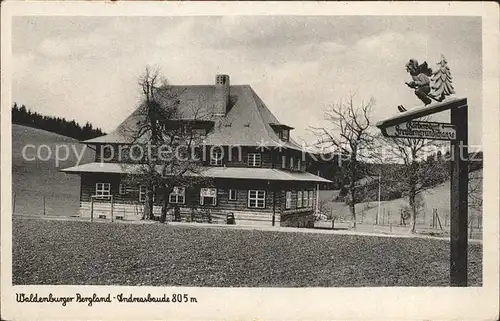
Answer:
297 191 303 208
193 128 206 137
169 187 185 204
282 129 290 142
200 188 217 206
210 149 223 166
119 184 127 195
130 145 144 161
229 189 237 201
302 190 308 207
281 155 287 169
248 190 266 208
139 185 155 202
139 185 146 202
247 153 262 167
277 129 290 142
285 191 292 209
162 164 173 177
158 147 172 163
95 183 111 199
290 157 294 169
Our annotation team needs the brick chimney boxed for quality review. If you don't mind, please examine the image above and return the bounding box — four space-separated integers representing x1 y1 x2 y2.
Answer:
214 74 230 117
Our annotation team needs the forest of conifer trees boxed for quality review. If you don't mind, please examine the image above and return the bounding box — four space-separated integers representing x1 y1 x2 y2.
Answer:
12 103 105 140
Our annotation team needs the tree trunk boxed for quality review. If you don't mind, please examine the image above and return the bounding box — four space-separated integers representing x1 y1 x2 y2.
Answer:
146 188 154 220
349 156 357 229
409 151 418 233
160 186 172 223
349 188 356 229
160 192 168 223
409 192 417 233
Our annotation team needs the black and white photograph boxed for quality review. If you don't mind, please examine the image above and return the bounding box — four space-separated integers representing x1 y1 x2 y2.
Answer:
2 2 499 320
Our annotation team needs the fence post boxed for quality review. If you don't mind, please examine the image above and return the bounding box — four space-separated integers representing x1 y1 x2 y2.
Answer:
90 197 94 222
12 192 16 214
110 196 114 222
435 210 443 230
43 195 46 216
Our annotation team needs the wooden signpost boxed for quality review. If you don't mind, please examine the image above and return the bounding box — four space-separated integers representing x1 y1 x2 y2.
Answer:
380 120 457 141
377 97 469 286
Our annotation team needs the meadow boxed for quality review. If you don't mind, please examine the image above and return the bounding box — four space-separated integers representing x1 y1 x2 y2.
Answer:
13 218 483 287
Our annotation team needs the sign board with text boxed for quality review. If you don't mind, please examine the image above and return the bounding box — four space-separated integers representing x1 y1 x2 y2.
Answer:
381 120 456 141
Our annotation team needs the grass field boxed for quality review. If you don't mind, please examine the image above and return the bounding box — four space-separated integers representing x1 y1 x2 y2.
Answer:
12 124 95 216
13 218 483 287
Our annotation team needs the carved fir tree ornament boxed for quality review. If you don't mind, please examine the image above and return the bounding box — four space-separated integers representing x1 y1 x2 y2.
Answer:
430 54 455 101
399 54 456 111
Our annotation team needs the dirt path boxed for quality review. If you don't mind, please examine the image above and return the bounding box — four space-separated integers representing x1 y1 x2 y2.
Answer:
13 214 482 244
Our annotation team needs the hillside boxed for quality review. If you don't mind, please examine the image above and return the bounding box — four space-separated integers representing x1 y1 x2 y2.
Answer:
12 124 95 216
319 169 483 229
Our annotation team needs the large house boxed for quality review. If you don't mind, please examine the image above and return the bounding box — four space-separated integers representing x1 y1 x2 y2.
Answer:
62 74 331 227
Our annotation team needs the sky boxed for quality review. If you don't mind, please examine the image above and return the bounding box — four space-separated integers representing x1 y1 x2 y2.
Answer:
12 15 483 146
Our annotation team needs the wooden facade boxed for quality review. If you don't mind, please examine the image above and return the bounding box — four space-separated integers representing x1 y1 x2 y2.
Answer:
79 172 317 226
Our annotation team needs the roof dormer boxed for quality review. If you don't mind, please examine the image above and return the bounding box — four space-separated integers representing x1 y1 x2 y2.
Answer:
270 123 293 142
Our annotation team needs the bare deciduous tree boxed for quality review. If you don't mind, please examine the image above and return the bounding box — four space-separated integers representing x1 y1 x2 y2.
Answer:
468 169 482 212
382 132 446 233
122 66 208 221
311 94 377 229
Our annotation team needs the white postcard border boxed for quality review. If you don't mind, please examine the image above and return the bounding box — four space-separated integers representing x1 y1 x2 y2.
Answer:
1 2 499 320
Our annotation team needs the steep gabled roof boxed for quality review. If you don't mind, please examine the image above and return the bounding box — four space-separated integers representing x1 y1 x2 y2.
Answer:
84 85 217 144
83 84 304 151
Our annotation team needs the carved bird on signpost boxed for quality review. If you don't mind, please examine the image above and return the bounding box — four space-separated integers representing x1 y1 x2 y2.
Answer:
399 55 456 112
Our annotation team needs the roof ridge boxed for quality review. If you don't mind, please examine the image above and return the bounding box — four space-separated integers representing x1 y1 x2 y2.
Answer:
247 87 307 151
247 87 283 146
